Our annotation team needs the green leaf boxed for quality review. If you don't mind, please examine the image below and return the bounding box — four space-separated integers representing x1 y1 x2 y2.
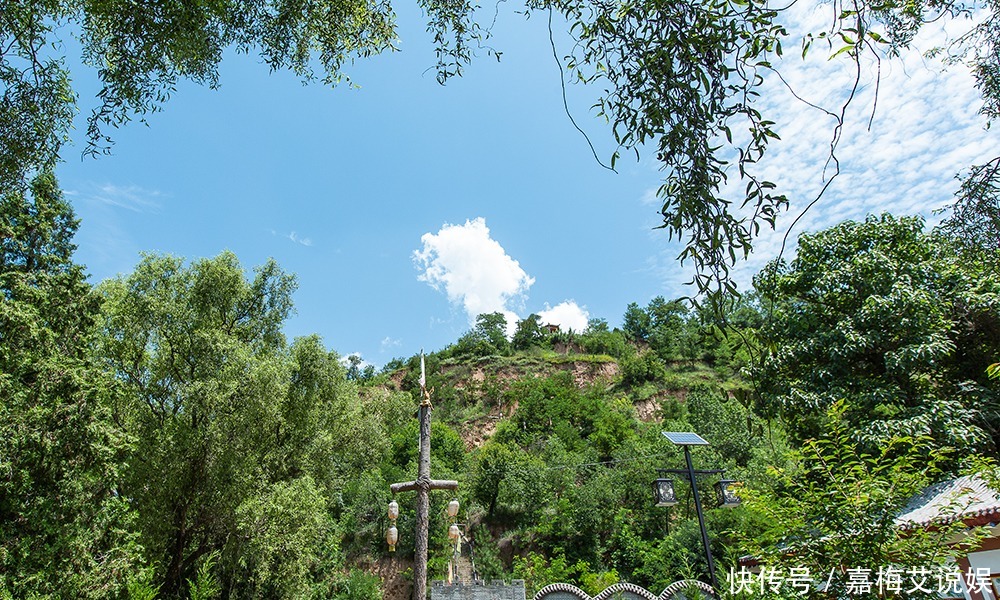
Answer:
830 44 855 59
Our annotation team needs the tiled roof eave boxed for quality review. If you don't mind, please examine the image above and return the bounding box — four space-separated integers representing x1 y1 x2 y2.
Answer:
898 506 1000 531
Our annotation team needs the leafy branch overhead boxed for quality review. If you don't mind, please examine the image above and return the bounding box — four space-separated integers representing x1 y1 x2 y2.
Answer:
535 0 790 296
0 0 471 184
531 0 999 296
2 0 998 295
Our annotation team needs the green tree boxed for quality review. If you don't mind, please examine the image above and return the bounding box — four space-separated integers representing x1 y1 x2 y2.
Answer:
500 372 603 450
622 302 651 342
446 312 513 358
324 569 383 600
0 171 141 598
470 442 518 519
96 252 353 598
475 311 512 355
937 157 1000 262
684 384 759 468
752 214 1000 455
279 335 384 489
617 347 666 387
590 397 638 461
739 405 983 600
577 325 629 358
512 313 545 351
621 296 706 361
645 297 697 361
587 317 609 332
389 420 468 477
513 552 618 598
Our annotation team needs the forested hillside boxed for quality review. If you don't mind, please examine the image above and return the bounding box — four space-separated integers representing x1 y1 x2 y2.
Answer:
3 177 999 600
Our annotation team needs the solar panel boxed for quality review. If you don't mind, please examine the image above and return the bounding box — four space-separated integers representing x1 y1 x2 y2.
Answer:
662 431 709 446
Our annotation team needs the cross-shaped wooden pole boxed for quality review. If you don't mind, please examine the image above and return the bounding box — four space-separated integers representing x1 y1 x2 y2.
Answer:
390 355 458 600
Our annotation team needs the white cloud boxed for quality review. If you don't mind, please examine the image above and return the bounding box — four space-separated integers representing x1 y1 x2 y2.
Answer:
414 218 535 324
414 219 594 339
269 230 314 247
380 336 402 352
287 231 313 247
537 301 590 333
87 183 163 213
67 182 163 277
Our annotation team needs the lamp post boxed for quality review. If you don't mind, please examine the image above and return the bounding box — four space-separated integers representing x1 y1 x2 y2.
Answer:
387 352 459 600
653 432 741 592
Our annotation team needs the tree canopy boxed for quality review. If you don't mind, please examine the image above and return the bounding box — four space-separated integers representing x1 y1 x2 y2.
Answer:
752 214 1000 455
740 407 980 600
94 252 394 598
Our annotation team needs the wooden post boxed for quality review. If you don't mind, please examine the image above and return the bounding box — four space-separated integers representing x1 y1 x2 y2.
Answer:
390 363 458 600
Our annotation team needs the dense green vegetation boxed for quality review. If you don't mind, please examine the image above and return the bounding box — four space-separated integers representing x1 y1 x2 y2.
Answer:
6 0 1000 596
3 172 999 598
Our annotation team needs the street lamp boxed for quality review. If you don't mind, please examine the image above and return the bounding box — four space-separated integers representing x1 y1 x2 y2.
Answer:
654 431 741 592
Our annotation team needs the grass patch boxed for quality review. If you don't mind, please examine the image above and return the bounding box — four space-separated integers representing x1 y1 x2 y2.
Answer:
659 363 724 390
541 352 616 365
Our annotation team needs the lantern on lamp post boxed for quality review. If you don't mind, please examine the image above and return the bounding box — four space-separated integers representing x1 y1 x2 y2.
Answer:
715 480 741 508
446 498 461 552
387 500 400 553
652 478 679 507
386 525 399 553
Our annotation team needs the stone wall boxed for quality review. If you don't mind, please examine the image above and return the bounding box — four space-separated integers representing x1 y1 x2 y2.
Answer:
430 580 526 600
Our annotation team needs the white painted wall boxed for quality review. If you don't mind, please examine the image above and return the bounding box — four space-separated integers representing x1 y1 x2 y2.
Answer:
965 549 1000 600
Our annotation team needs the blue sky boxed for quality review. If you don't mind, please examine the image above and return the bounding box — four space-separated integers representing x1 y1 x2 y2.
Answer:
56 3 995 367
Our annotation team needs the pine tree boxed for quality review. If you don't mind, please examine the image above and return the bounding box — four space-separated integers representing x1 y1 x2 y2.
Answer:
0 171 140 599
